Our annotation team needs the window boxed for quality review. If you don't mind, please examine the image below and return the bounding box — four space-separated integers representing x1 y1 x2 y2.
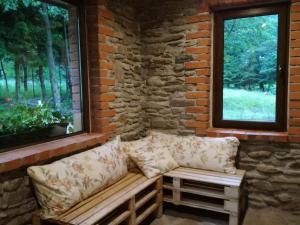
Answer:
0 0 85 150
213 3 289 131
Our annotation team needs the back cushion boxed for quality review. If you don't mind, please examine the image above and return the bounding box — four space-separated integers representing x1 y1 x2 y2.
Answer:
27 137 127 219
150 130 239 174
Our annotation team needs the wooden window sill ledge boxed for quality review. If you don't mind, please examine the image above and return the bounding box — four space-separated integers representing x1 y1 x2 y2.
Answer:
0 133 108 173
207 128 288 142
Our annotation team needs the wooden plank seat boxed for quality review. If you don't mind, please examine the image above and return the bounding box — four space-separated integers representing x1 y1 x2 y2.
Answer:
33 172 163 225
162 167 246 225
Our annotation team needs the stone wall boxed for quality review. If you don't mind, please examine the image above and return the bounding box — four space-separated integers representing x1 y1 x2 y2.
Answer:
0 171 37 225
238 141 300 214
107 0 149 140
139 0 210 135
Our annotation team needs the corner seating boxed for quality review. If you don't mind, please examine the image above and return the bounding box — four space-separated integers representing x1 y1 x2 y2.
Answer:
31 135 246 225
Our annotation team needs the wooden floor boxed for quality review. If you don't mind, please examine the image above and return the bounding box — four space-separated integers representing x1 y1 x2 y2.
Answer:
150 207 300 225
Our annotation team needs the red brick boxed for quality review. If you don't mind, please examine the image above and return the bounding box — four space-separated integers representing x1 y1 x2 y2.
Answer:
196 114 209 121
196 54 210 61
290 84 300 92
289 127 300 134
186 47 210 54
196 69 210 76
291 13 300 21
99 26 114 37
99 44 114 53
101 61 113 70
185 61 209 69
196 128 207 136
290 109 300 117
100 124 116 133
290 57 300 65
290 75 300 82
186 30 210 40
290 49 300 57
185 91 209 99
197 38 211 46
95 110 116 118
100 51 108 60
187 14 210 23
196 84 210 91
185 120 208 128
288 135 300 142
198 23 211 30
186 106 208 113
185 76 209 84
291 40 300 48
290 100 300 109
291 31 300 40
100 93 116 102
291 22 300 31
196 99 209 106
289 118 300 126
290 92 300 100
99 8 113 21
292 5 300 12
100 78 115 86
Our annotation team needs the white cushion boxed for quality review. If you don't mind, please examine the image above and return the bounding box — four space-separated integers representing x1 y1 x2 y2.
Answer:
27 137 127 218
150 130 239 174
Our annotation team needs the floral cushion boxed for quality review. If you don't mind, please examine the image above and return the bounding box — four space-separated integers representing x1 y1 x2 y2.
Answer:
27 137 127 219
150 131 239 174
120 136 153 169
127 139 179 178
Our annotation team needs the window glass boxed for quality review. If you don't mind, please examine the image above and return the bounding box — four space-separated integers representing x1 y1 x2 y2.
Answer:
0 0 83 150
223 15 278 122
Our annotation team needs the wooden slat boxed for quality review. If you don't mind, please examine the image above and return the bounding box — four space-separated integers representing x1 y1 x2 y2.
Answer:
164 167 244 187
74 175 160 225
128 197 136 225
135 190 157 210
136 203 158 225
107 211 130 225
163 196 227 214
163 184 225 199
59 173 141 222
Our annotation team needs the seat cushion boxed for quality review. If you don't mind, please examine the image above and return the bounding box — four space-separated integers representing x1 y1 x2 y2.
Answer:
27 137 127 219
150 130 239 174
127 138 179 178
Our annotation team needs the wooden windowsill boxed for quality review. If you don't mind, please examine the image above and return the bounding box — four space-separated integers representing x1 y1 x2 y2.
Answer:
0 133 108 173
207 128 288 142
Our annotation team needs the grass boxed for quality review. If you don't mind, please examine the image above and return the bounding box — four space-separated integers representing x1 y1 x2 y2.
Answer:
223 88 276 122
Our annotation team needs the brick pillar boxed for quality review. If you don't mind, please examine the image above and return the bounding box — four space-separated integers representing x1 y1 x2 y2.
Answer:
289 0 300 142
184 4 211 136
86 0 116 139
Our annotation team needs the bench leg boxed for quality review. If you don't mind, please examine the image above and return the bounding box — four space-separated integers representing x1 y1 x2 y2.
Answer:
128 197 136 225
155 177 163 218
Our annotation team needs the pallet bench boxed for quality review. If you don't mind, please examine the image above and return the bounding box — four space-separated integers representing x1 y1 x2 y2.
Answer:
32 168 245 225
163 167 246 225
33 171 163 225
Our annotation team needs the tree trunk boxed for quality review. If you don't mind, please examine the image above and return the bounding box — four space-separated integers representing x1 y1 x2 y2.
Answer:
22 59 28 92
42 3 61 109
32 68 35 98
0 60 9 92
15 60 21 102
37 65 46 101
63 18 72 95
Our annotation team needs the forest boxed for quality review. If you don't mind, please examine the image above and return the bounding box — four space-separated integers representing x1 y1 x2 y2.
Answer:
223 14 278 122
0 0 79 138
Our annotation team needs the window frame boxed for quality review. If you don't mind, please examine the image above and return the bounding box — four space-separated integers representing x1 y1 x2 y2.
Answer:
212 3 289 131
0 0 90 151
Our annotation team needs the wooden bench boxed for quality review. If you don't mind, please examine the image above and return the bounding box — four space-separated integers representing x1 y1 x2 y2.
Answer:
163 167 246 225
33 171 163 225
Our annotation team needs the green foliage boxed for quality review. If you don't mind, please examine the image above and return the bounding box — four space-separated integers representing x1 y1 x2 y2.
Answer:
223 88 276 122
0 103 70 135
224 15 278 92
